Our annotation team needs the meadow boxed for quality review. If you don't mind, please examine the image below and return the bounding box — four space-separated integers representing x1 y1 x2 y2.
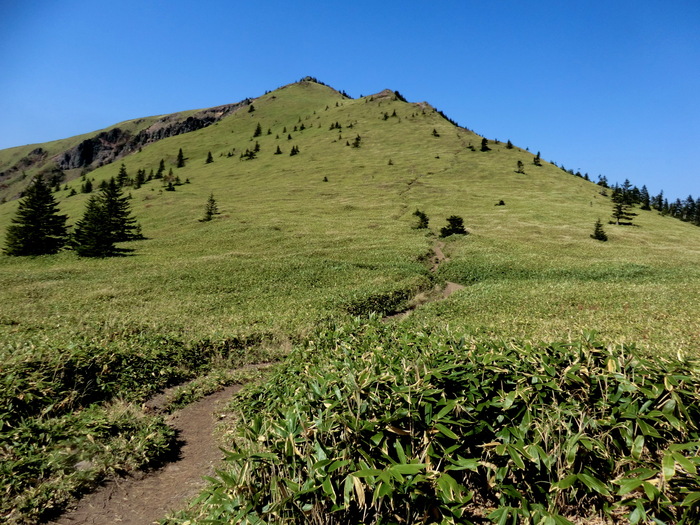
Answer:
1 80 698 522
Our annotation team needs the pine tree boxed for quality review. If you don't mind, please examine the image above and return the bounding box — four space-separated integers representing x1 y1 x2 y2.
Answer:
590 218 608 241
253 122 262 138
4 177 68 256
412 209 429 229
533 151 542 166
155 159 165 179
177 148 185 168
440 216 468 237
480 138 490 152
102 178 142 241
610 189 637 225
206 151 214 164
116 163 129 187
200 193 219 222
516 160 525 174
81 179 93 193
506 140 514 149
71 193 116 257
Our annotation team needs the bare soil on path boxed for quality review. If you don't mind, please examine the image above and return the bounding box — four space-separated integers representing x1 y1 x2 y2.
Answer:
47 385 241 525
384 241 464 321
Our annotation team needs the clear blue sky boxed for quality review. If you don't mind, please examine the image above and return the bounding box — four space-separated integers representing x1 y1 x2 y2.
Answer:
1 0 698 201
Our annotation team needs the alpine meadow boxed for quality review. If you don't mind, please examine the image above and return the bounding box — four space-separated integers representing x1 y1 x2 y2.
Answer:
1 78 699 524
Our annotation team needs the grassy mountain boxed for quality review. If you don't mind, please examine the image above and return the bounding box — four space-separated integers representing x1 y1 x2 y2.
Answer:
1 78 699 523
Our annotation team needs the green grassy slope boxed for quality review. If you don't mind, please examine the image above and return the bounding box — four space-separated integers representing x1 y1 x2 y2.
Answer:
1 79 698 353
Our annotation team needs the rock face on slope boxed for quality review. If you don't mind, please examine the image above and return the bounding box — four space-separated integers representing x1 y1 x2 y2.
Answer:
56 101 249 170
0 99 251 191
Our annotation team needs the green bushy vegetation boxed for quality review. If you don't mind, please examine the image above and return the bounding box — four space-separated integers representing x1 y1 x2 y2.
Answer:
174 318 700 524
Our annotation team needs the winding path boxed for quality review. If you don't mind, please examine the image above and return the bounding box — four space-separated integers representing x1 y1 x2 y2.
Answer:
47 385 241 525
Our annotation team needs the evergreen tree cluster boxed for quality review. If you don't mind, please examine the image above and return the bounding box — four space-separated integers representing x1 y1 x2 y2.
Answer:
4 176 142 258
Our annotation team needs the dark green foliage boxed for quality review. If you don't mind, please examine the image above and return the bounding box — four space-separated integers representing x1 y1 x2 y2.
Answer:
71 180 142 257
253 122 262 138
116 163 129 187
81 179 93 193
323 176 328 182
274 145 283 155
516 160 525 174
352 135 362 148
253 141 260 153
432 128 440 137
248 104 255 113
71 194 116 257
412 209 429 229
177 148 185 168
440 215 467 237
4 177 68 256
102 179 142 242
506 139 514 149
155 158 165 179
534 151 542 166
240 149 257 160
480 137 490 151
200 193 219 222
610 189 637 226
206 151 214 164
290 145 300 156
591 218 608 241
196 319 700 524
134 168 146 189
394 90 407 102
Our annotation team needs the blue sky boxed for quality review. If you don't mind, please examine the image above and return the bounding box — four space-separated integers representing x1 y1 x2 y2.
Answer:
1 0 698 201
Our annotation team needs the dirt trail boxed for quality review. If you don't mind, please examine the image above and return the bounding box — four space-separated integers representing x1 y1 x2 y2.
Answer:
47 384 241 525
384 241 464 321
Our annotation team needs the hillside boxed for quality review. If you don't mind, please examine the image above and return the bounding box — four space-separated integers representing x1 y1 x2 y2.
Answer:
1 78 699 523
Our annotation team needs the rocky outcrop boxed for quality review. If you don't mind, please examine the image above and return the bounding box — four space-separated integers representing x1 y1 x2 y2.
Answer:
56 101 249 171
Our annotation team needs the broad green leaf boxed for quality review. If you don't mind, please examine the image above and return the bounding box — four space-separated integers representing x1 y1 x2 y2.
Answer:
631 435 645 460
578 473 611 496
389 463 425 476
551 474 578 490
672 451 697 474
617 478 644 495
681 492 700 507
435 423 459 440
662 453 675 481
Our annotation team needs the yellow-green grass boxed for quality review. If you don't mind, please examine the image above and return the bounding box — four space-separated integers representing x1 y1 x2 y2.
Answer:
1 80 699 356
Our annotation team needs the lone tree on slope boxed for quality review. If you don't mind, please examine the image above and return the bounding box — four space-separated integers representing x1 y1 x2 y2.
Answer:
4 176 68 256
440 215 468 237
590 218 608 241
201 193 220 222
177 148 186 168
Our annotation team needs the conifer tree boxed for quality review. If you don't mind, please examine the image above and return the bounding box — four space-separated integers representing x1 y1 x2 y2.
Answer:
4 177 68 256
590 218 608 241
177 148 185 168
440 216 468 237
253 122 262 138
116 163 129 187
71 193 115 257
480 138 490 152
206 151 214 164
200 193 219 222
610 189 637 225
412 209 429 229
101 178 142 241
156 159 165 179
